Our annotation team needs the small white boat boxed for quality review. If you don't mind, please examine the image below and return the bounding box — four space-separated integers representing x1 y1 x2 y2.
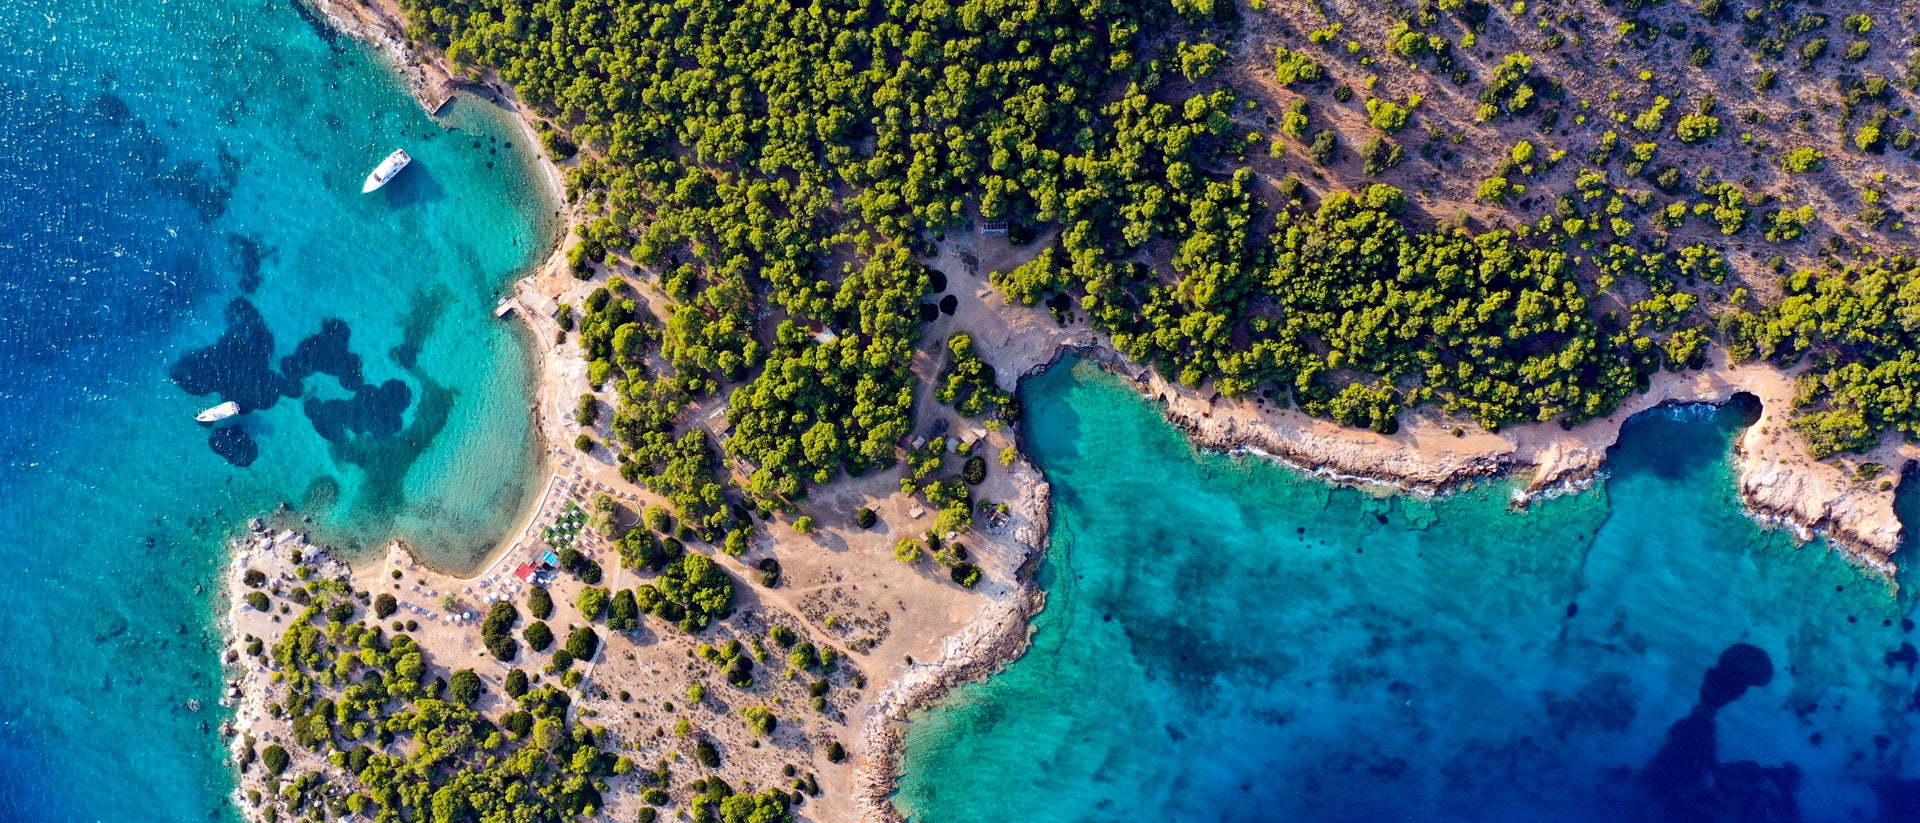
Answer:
196 401 240 423
361 149 411 193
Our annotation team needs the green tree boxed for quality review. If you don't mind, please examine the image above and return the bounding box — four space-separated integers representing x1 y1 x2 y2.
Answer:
1676 113 1721 143
1178 42 1229 81
448 669 482 707
742 706 777 737
566 626 601 661
1781 148 1824 172
577 586 609 621
1273 46 1325 85
523 621 554 652
1365 98 1411 133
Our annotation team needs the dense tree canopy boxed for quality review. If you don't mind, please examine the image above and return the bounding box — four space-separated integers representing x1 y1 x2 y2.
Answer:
635 553 736 632
1727 258 1920 456
403 0 1920 510
259 585 616 823
725 245 928 505
401 0 1186 527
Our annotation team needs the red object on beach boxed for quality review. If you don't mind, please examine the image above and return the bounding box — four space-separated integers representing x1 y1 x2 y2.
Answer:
513 563 536 582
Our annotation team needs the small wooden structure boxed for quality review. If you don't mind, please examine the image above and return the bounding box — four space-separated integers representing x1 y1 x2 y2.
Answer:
426 82 455 115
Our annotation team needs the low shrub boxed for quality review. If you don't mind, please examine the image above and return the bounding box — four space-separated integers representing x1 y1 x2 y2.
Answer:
742 706 777 736
951 562 984 588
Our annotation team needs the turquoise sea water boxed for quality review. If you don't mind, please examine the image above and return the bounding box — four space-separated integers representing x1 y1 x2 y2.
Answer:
898 360 1920 822
0 1 555 819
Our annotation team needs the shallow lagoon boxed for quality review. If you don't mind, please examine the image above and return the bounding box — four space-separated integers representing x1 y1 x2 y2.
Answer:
898 359 1920 822
0 1 555 818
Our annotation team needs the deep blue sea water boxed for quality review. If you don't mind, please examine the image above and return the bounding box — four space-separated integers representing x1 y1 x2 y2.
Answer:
897 360 1920 823
0 1 556 819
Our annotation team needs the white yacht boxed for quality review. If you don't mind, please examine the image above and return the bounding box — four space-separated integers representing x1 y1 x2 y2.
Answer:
361 149 411 193
196 401 240 422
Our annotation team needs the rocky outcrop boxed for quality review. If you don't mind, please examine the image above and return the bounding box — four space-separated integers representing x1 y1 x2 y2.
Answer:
1738 435 1903 575
220 531 352 813
849 466 1052 823
943 270 1908 577
301 0 460 113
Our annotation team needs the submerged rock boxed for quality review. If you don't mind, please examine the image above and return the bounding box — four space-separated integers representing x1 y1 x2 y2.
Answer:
209 426 258 467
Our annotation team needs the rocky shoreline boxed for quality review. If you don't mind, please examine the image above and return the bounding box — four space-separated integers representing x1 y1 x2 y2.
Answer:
939 271 1905 577
846 468 1051 822
217 527 354 812
302 0 459 113
1129 347 1904 577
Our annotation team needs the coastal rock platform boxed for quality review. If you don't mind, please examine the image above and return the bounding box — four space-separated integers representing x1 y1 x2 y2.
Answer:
926 236 1907 579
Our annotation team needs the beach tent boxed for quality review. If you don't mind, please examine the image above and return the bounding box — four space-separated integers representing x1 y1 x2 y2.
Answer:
513 563 536 582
